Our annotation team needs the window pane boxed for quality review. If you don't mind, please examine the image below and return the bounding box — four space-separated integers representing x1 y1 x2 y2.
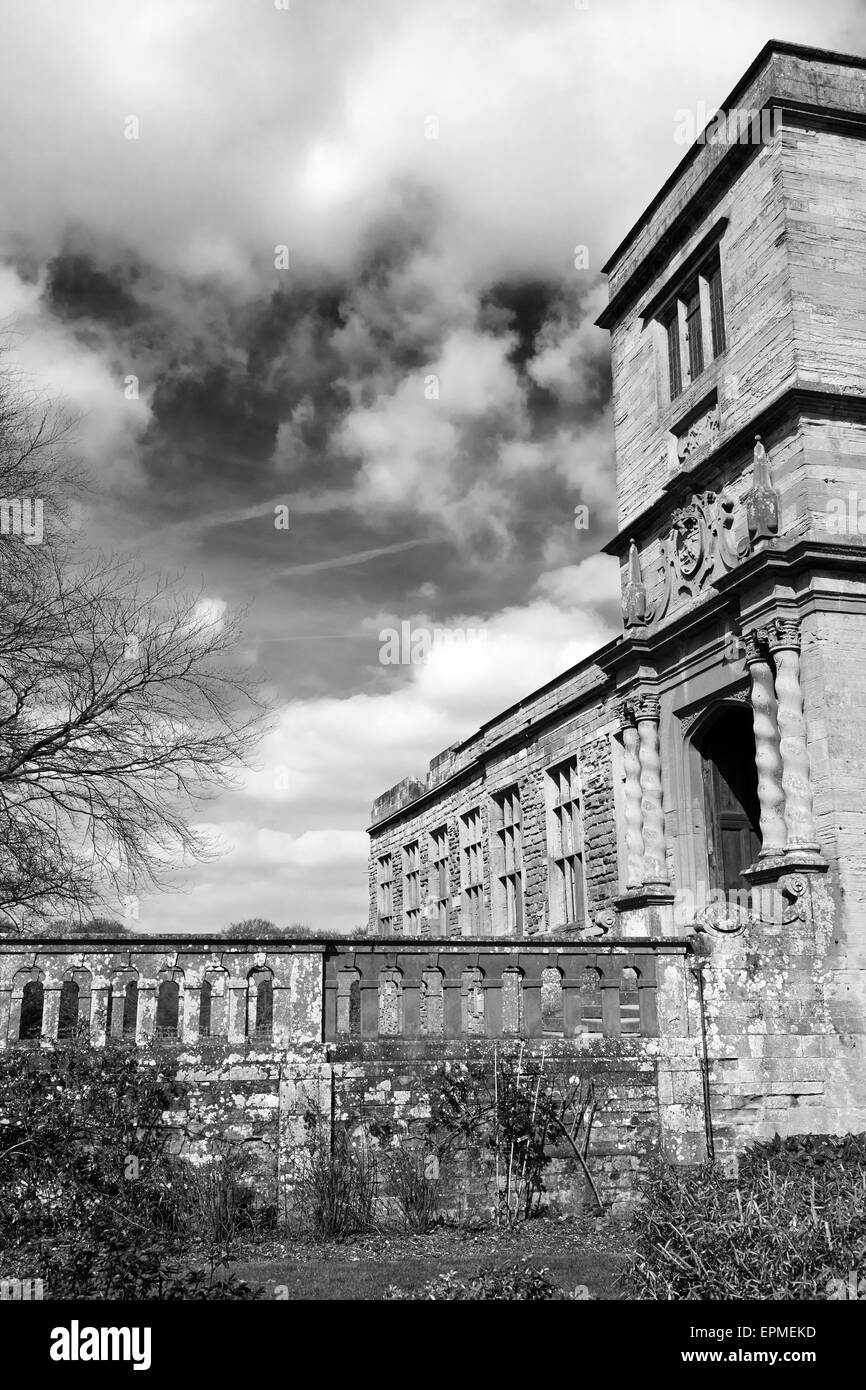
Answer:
708 262 726 357
666 313 682 399
685 286 703 379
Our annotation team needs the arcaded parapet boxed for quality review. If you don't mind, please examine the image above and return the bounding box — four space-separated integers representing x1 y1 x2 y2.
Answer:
0 935 709 1211
0 939 325 1050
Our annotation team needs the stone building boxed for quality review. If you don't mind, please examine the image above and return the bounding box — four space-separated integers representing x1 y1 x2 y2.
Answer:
2 40 866 1208
366 40 866 1156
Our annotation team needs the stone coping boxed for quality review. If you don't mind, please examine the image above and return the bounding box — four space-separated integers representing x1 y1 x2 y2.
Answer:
0 935 691 953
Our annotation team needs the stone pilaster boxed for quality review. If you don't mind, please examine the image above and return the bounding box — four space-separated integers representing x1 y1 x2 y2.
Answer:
743 629 787 857
635 695 670 885
42 985 62 1041
136 983 156 1042
0 988 11 1049
89 986 111 1047
227 980 248 1043
767 618 820 856
182 985 201 1044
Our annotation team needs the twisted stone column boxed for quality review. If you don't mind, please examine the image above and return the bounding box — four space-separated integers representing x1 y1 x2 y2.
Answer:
767 619 819 853
634 695 670 884
743 629 787 856
619 701 645 889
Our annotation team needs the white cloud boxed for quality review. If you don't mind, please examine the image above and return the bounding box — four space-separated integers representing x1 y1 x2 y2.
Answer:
2 0 859 287
0 264 151 480
176 554 621 930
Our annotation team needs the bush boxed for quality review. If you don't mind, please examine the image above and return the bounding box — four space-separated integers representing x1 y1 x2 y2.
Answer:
166 1145 275 1243
38 1229 265 1300
627 1133 866 1300
292 1130 378 1239
0 1037 267 1298
386 1261 589 1300
385 1145 439 1233
425 1046 603 1222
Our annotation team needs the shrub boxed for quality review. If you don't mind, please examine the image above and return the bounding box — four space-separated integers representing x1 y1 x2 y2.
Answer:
425 1045 603 1222
0 1037 267 1298
386 1261 589 1300
0 1034 182 1249
38 1228 265 1300
627 1133 866 1300
292 1129 378 1239
166 1145 274 1243
385 1145 439 1233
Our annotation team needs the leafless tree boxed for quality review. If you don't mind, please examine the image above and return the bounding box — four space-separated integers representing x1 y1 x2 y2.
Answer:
0 353 268 930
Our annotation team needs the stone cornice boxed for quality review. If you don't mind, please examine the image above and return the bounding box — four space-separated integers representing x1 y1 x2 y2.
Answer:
598 99 866 331
0 935 692 955
598 41 866 323
0 937 326 952
602 387 866 557
368 647 616 832
597 536 866 676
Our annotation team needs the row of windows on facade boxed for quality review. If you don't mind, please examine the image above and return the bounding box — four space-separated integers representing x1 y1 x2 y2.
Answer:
13 976 274 1042
337 965 642 1037
662 248 726 402
376 756 585 935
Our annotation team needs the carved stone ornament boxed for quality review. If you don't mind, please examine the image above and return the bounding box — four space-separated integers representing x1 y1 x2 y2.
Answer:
676 404 720 464
743 435 780 543
650 488 749 623
622 539 648 628
586 908 615 937
690 874 812 937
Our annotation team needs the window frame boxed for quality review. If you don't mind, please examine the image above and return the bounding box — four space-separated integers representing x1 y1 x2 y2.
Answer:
659 248 726 404
545 754 588 929
460 806 485 936
428 824 450 934
376 852 394 932
491 785 524 937
403 838 421 933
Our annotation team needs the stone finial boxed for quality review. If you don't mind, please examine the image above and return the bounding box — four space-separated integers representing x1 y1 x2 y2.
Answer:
745 435 780 543
622 539 648 628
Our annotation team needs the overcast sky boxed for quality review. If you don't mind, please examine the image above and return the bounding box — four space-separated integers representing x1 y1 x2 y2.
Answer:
1 0 864 933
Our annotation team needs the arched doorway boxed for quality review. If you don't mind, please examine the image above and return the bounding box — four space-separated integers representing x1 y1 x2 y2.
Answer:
692 704 761 891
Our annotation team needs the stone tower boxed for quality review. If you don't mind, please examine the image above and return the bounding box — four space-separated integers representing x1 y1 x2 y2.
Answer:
596 40 866 1145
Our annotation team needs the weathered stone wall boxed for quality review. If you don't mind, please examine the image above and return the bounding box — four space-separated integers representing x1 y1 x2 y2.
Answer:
693 874 865 1153
327 1042 660 1217
0 938 703 1214
783 125 866 396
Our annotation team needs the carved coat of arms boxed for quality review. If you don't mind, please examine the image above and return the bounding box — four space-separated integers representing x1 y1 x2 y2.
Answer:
653 489 749 622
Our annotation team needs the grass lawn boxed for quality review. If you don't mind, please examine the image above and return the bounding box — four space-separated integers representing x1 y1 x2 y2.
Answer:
231 1215 631 1300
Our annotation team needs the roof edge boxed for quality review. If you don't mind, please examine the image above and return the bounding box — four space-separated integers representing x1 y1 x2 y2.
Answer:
600 39 866 278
